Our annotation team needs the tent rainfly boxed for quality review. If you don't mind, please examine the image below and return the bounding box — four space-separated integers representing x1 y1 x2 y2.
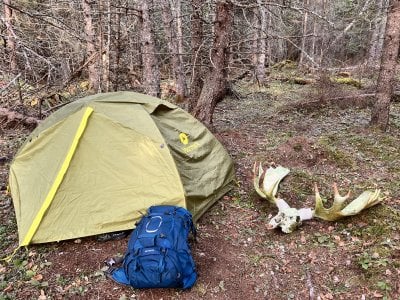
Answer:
9 92 234 246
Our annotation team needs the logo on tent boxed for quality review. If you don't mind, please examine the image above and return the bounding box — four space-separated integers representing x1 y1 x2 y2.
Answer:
179 133 189 145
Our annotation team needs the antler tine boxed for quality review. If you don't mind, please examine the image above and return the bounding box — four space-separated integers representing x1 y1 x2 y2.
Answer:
314 183 383 221
331 183 351 211
333 183 351 201
253 162 267 199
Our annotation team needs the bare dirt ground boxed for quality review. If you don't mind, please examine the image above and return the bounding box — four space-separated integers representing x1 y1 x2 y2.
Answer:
1 77 400 299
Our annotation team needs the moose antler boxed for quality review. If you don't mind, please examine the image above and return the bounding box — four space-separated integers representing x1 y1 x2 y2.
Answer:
313 183 382 221
253 162 313 233
253 162 384 233
252 162 289 203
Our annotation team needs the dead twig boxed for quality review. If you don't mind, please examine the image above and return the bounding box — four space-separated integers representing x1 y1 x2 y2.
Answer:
306 271 315 300
0 73 21 95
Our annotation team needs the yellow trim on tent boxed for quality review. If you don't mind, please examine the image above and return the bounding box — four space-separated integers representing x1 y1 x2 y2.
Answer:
21 107 94 246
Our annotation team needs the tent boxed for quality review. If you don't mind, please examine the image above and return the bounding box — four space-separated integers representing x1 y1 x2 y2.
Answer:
9 91 234 246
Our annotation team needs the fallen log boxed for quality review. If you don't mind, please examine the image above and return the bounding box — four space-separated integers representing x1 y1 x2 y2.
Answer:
0 108 39 130
280 93 376 113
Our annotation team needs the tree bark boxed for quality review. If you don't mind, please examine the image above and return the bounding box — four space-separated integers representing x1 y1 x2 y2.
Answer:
370 0 400 131
4 0 17 74
368 0 389 67
299 0 309 66
251 8 259 68
114 0 122 90
193 1 233 127
160 0 187 101
139 0 160 97
255 0 266 86
82 0 100 91
102 0 112 92
188 0 204 111
176 0 184 59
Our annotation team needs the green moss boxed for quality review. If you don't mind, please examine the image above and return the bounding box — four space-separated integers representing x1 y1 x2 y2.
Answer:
331 77 362 89
349 134 399 163
271 59 297 70
279 169 321 200
263 130 295 150
318 137 356 169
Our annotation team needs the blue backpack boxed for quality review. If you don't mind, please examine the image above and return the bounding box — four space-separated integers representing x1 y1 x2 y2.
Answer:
110 206 197 289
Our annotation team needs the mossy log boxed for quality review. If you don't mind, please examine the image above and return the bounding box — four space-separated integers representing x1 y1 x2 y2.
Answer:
272 60 297 70
330 77 362 88
291 77 316 85
273 76 315 85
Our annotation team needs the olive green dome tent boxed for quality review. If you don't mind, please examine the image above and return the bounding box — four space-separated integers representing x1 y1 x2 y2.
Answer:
9 91 234 246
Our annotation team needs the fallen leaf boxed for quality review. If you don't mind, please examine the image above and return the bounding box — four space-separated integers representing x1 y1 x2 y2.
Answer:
323 292 334 299
25 269 35 278
373 291 383 298
30 98 39 106
37 289 46 300
308 251 317 263
33 274 43 281
3 283 13 293
300 234 306 244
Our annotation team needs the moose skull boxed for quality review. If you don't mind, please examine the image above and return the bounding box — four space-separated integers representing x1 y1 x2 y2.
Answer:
268 198 313 233
253 162 383 233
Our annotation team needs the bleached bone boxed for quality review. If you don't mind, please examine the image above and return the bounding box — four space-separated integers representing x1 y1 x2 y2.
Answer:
313 183 382 221
253 162 289 203
268 198 313 233
253 162 383 233
253 163 312 233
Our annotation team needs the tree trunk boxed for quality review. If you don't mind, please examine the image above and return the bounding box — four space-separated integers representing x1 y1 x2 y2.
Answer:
299 0 309 66
370 0 400 131
139 0 160 97
160 0 187 102
82 0 100 91
251 8 259 68
368 0 389 67
193 1 233 127
175 0 184 62
188 0 204 111
255 0 266 86
103 0 112 92
114 0 122 90
4 0 17 74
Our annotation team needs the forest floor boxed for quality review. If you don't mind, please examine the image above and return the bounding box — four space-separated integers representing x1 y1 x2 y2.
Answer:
1 68 400 299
